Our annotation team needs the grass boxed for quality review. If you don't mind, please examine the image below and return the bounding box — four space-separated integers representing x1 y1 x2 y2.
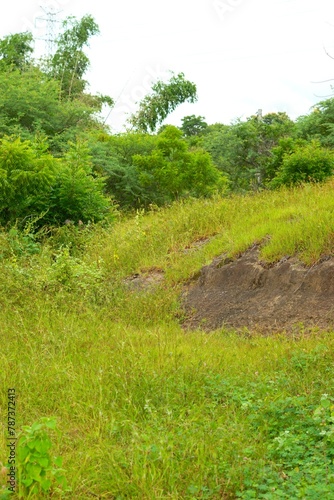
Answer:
0 180 334 498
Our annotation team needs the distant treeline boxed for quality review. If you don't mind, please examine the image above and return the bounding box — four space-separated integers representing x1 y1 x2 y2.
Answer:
0 16 333 228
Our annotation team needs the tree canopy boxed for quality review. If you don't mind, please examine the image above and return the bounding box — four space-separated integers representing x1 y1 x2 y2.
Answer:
0 32 33 71
47 14 100 99
129 72 197 133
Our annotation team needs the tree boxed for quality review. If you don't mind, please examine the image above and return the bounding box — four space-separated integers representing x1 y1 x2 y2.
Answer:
132 126 226 205
39 141 111 224
296 99 334 147
181 115 208 137
201 112 295 191
0 67 60 137
0 19 113 152
0 67 107 147
264 137 307 183
0 136 112 226
85 131 160 208
0 32 33 71
47 15 100 99
201 119 259 191
129 73 197 133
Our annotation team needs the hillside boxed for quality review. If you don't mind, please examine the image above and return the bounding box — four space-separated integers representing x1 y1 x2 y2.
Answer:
1 180 334 499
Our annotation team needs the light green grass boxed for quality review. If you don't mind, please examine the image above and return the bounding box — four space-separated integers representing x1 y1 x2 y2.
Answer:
0 180 334 498
88 180 334 283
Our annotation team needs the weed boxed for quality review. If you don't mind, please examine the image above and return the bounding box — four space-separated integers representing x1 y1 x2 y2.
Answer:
0 418 69 499
238 394 334 498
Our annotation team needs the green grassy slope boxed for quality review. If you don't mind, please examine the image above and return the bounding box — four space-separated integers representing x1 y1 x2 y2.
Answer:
0 180 334 499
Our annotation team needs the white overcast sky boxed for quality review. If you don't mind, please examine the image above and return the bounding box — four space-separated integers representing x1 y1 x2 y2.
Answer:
1 0 334 132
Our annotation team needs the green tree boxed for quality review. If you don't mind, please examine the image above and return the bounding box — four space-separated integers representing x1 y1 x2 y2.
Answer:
129 73 197 133
201 112 295 191
201 119 258 191
0 67 107 147
105 132 157 166
181 115 208 137
132 126 226 205
0 67 60 137
0 22 112 153
264 137 307 183
296 99 334 147
85 131 157 208
0 32 33 71
47 15 100 99
0 137 112 226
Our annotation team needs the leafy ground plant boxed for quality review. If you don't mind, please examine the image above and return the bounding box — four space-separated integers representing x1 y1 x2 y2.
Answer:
16 417 69 498
237 394 334 499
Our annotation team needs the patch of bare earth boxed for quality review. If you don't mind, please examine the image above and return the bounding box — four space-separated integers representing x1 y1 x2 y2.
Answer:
182 246 334 333
124 268 164 291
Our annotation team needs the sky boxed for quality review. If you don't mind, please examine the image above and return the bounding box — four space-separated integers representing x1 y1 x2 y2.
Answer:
1 0 334 132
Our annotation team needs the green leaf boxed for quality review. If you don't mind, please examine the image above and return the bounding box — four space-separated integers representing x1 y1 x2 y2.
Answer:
36 457 49 468
21 477 33 487
321 398 331 409
26 440 37 450
53 456 63 467
40 478 52 492
17 445 30 462
26 463 42 481
35 438 51 454
43 418 57 430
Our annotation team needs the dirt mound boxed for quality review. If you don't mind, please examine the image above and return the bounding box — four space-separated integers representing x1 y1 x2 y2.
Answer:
182 246 334 332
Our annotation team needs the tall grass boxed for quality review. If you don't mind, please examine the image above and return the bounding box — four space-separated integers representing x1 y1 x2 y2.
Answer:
87 180 334 284
0 180 334 498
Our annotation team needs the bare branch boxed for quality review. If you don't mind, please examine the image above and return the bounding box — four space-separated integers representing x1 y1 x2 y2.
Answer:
313 92 334 98
311 78 334 84
323 45 334 60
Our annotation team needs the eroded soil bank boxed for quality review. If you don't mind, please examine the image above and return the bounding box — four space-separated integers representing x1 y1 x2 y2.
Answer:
182 246 334 332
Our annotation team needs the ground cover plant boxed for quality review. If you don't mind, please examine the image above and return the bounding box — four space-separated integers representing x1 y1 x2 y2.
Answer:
0 179 334 498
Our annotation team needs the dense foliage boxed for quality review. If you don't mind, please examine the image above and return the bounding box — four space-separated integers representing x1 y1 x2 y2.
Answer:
130 126 226 205
0 137 111 226
0 15 333 229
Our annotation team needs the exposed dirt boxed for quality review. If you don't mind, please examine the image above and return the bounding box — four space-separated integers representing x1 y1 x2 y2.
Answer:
182 246 334 333
124 268 164 291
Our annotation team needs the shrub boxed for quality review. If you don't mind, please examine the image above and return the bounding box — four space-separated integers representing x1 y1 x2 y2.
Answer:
132 126 227 205
0 136 56 225
31 140 113 226
270 140 334 188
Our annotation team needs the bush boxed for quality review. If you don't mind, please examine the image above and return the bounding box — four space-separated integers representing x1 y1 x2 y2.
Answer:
0 136 56 224
0 137 113 227
132 126 227 205
270 140 334 188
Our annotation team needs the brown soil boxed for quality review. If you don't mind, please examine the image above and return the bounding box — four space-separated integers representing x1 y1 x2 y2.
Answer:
182 246 334 333
124 268 164 291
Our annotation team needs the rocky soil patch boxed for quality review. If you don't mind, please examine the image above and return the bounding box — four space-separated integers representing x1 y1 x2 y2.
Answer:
182 246 334 333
